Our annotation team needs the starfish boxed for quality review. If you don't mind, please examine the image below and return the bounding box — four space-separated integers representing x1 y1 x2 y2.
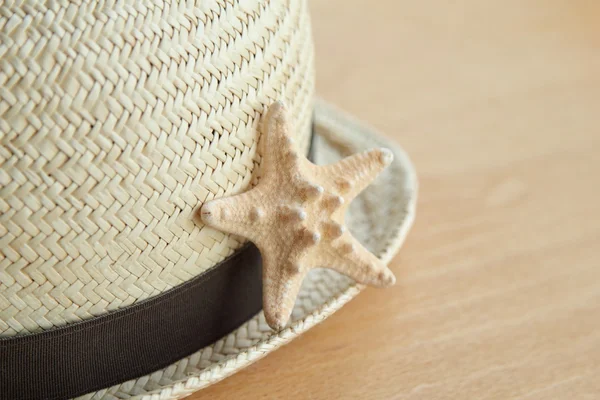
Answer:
201 102 396 330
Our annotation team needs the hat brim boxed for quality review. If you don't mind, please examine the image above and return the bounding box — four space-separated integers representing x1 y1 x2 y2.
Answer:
83 99 417 400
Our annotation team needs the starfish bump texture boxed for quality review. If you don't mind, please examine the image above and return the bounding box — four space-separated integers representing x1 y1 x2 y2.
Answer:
201 102 396 330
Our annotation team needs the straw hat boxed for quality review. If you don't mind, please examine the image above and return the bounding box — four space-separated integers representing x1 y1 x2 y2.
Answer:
0 0 416 399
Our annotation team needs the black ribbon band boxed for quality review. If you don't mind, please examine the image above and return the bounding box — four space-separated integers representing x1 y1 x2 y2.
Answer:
0 124 316 400
0 244 263 400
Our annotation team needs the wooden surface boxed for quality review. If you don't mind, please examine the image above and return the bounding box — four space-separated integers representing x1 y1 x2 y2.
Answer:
193 1 600 398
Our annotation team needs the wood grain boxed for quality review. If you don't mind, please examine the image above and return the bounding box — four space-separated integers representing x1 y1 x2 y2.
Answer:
192 0 600 398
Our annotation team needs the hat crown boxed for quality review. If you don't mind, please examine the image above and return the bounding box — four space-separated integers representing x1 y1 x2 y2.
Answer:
0 0 315 336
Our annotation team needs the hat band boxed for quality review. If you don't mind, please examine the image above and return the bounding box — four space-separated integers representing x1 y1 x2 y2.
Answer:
0 122 316 400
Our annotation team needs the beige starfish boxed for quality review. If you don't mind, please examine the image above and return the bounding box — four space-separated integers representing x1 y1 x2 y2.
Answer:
201 102 396 330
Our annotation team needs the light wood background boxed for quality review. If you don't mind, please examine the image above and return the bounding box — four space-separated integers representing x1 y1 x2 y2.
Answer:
193 0 600 398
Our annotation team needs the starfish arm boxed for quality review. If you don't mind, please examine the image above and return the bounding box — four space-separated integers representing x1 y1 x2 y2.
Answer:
323 234 396 287
259 102 301 181
200 187 270 242
317 148 394 202
261 249 307 330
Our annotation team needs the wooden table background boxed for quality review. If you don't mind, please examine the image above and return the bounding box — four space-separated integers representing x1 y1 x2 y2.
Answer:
194 0 600 398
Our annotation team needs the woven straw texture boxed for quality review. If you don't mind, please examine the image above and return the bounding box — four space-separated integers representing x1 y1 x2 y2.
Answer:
76 100 417 400
0 0 315 336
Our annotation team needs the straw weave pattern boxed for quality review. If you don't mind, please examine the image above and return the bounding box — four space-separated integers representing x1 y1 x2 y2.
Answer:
0 0 315 336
